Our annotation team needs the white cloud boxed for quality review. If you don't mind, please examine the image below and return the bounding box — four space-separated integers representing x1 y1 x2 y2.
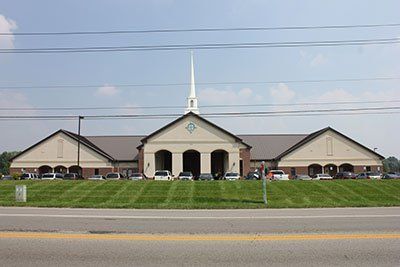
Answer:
0 14 17 49
317 88 356 102
310 53 327 67
0 90 32 115
96 85 119 96
199 87 259 104
269 83 295 103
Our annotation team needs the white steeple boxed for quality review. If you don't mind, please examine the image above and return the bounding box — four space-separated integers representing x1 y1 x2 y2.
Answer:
185 51 200 114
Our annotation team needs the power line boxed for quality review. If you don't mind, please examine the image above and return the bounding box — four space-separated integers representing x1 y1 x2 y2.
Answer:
1 106 399 120
1 23 400 36
0 76 398 91
1 37 399 54
1 99 400 112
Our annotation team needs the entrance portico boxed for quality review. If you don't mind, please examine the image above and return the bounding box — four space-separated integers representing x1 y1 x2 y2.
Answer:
140 112 250 178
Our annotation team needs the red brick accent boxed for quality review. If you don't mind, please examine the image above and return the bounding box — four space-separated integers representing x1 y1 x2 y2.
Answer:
354 165 364 173
9 167 38 175
82 168 112 178
138 148 144 174
240 148 251 177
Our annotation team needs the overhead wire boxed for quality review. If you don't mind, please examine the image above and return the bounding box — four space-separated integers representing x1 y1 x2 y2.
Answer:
0 76 399 91
1 23 400 36
1 38 400 54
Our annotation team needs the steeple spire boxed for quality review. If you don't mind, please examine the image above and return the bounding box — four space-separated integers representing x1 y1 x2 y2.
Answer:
185 51 200 114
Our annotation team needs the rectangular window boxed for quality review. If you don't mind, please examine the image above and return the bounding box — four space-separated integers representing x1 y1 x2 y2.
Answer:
94 169 99 175
57 139 64 158
326 137 333 156
366 166 371 172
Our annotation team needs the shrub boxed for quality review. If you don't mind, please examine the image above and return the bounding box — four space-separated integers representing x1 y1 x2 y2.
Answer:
12 173 21 180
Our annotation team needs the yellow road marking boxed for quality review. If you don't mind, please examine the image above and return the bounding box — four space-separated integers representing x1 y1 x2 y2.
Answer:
0 232 399 241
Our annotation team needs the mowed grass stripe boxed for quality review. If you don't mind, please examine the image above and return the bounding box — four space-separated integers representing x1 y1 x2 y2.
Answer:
0 180 399 209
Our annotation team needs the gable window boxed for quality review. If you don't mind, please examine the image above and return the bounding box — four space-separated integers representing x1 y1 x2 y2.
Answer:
190 100 194 108
57 139 64 158
326 137 333 156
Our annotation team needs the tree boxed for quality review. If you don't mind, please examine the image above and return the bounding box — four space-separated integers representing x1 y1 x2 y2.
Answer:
0 151 20 175
382 156 400 172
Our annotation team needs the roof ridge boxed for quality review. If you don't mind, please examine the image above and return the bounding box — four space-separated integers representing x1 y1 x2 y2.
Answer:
86 135 146 137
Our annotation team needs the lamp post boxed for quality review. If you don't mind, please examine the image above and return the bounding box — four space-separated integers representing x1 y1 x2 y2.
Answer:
77 116 84 175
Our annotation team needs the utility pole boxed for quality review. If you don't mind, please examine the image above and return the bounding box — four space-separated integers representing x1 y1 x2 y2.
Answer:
77 116 84 175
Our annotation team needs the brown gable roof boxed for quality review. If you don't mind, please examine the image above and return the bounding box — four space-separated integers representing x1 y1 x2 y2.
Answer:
238 134 308 160
86 135 145 161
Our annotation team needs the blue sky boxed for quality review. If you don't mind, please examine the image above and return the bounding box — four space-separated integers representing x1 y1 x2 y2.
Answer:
0 0 399 157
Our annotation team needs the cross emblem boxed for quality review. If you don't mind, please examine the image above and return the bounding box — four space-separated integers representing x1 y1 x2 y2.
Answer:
186 122 196 134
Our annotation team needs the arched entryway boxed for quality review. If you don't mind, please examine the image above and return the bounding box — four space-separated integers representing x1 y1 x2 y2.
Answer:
54 165 67 174
308 164 322 177
211 150 229 180
38 165 52 175
183 150 200 178
339 163 354 173
155 150 172 172
324 164 338 177
69 165 82 175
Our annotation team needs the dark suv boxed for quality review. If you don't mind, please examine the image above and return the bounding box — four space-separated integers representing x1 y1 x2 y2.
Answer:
334 172 356 179
63 173 84 180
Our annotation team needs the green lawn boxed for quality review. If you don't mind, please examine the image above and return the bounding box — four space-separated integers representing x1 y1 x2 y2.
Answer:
0 179 399 209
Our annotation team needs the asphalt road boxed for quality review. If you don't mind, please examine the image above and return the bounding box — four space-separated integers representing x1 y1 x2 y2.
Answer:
0 207 399 266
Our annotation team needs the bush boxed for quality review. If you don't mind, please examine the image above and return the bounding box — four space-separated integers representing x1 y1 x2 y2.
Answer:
12 173 21 180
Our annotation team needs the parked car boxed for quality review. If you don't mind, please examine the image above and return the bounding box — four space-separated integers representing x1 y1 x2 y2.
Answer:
88 175 106 180
224 172 240 181
198 173 214 181
1 175 12 180
20 173 39 180
63 173 83 180
313 173 333 180
105 172 125 180
154 170 172 181
294 174 312 180
356 172 381 179
267 170 289 180
178 171 194 181
245 171 260 180
41 173 64 180
382 172 400 179
334 172 357 179
129 173 146 181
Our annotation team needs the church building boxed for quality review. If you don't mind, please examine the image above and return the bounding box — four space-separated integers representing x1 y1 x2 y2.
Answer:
10 55 384 178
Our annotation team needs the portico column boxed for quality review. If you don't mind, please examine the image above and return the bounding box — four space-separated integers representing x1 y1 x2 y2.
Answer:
201 153 211 174
228 152 240 173
143 152 155 178
172 153 182 177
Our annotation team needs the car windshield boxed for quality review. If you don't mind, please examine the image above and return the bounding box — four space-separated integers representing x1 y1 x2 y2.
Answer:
42 174 54 178
155 171 168 176
226 173 238 177
130 173 142 177
92 175 102 178
368 172 380 176
200 174 212 178
21 173 29 178
319 174 330 177
107 173 119 178
180 172 192 176
64 173 75 178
